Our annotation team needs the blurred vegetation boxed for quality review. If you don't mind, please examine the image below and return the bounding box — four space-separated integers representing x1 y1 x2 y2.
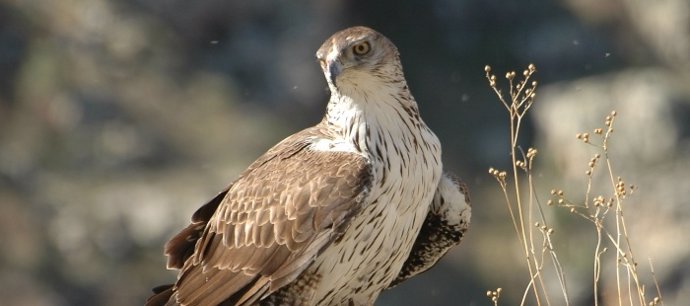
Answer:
1 0 688 305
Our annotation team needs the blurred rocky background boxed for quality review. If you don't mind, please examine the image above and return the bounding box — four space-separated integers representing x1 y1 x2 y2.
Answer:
1 0 688 305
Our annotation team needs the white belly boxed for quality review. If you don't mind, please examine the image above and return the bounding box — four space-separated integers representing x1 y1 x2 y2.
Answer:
306 135 442 305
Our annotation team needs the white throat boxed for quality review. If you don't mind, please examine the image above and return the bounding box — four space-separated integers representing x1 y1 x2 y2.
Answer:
323 78 424 156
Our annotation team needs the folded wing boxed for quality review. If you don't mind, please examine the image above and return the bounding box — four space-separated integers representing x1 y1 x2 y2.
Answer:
147 127 372 306
389 172 471 287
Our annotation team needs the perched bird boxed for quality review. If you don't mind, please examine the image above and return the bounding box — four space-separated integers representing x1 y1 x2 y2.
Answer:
147 26 471 306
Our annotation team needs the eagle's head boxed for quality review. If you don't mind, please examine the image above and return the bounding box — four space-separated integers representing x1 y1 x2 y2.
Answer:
316 26 403 95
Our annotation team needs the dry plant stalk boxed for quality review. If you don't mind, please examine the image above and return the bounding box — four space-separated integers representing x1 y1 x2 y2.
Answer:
485 64 663 306
486 287 503 306
486 64 569 306
551 112 664 306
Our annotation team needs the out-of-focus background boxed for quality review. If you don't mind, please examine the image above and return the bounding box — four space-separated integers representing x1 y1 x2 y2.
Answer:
1 0 689 305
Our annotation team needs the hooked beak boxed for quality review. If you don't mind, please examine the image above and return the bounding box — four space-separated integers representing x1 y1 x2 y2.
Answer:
326 60 342 85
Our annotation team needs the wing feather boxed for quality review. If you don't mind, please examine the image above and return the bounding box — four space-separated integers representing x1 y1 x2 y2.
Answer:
163 189 229 270
388 172 471 288
167 127 372 306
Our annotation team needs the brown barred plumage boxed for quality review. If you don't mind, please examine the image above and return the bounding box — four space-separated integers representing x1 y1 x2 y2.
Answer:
147 26 471 306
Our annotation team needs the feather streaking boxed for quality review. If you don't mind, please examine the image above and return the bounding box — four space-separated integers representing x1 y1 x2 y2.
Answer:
147 26 471 306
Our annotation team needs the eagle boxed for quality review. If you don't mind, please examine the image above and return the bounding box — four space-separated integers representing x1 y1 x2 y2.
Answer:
147 26 471 306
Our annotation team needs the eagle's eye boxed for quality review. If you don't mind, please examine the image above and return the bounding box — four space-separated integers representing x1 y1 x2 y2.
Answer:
352 41 371 56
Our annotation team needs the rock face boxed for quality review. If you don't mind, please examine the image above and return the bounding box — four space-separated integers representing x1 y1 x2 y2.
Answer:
534 68 690 305
536 69 690 180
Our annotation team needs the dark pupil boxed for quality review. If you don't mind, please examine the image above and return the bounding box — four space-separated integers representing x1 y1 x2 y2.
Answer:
356 44 366 54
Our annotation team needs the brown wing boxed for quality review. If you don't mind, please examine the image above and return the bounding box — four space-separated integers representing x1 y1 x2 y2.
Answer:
168 127 372 306
164 189 229 270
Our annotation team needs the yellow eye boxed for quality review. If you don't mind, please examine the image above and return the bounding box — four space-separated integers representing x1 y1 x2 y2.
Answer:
352 41 371 56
